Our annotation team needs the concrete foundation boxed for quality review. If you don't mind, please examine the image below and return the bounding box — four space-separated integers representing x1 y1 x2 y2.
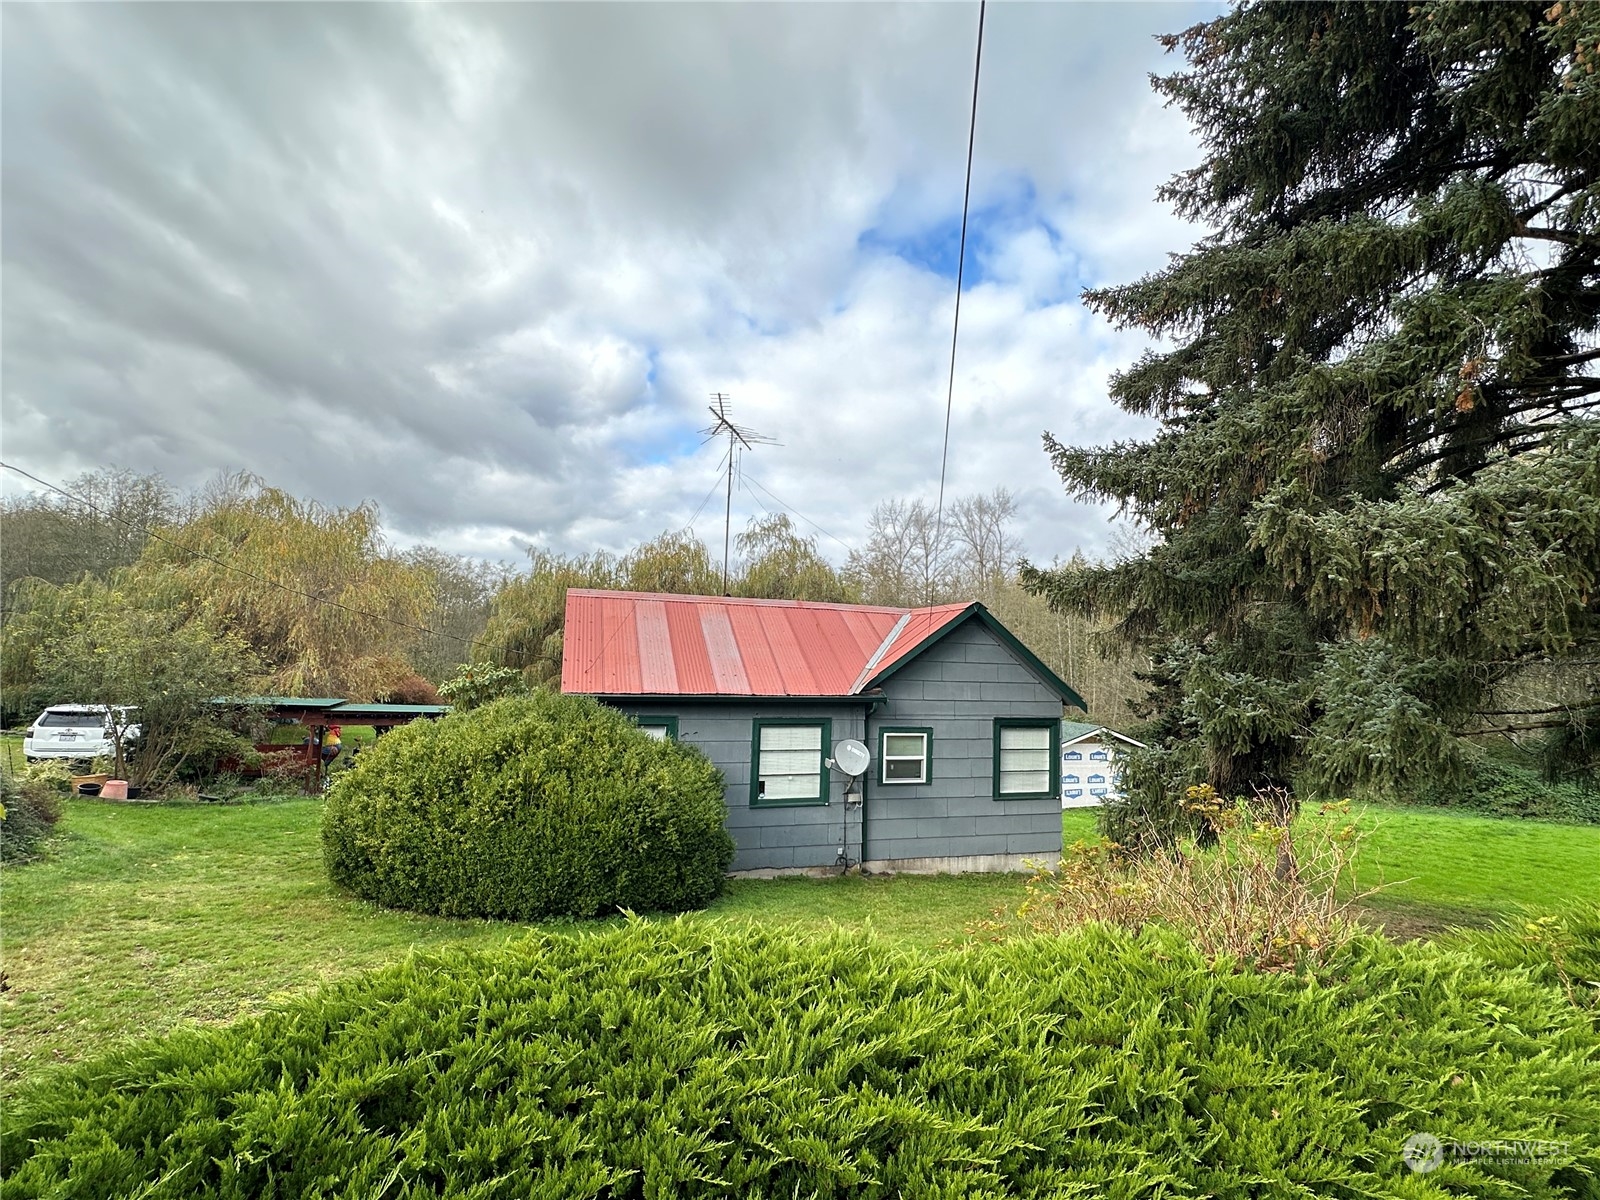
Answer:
728 851 1058 880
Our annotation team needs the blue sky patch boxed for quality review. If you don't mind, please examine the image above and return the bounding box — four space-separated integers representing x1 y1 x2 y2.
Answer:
857 174 1042 288
620 419 706 467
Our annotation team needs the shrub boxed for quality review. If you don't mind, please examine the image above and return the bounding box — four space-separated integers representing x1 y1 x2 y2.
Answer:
1450 904 1600 1012
1096 741 1210 852
0 764 68 864
436 662 527 710
1016 791 1368 971
5 922 1599 1197
381 673 442 705
321 693 734 919
255 748 313 793
1406 755 1600 825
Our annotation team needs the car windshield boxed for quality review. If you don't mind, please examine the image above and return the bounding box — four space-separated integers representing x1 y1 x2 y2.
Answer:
39 712 106 728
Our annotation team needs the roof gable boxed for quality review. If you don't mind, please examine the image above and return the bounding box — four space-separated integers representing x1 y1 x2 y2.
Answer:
858 604 1087 710
1061 721 1147 749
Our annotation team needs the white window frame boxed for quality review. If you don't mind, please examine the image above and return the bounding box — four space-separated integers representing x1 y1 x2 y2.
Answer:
878 727 932 786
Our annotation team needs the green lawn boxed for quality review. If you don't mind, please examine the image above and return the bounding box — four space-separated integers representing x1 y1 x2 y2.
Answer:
2 798 1595 1097
1347 803 1600 930
0 799 1035 1094
1 733 25 777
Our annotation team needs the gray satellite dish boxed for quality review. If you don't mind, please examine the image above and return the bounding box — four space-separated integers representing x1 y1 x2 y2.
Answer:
831 738 870 778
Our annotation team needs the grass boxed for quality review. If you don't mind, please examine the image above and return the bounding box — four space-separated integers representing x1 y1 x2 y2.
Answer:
1 733 26 777
3 798 1595 1099
1 799 1039 1095
1347 802 1600 932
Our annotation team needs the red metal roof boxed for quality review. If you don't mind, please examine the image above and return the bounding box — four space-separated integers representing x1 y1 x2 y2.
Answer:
854 603 972 687
560 590 973 698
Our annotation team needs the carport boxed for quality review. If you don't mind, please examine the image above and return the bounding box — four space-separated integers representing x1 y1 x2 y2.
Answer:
225 696 451 787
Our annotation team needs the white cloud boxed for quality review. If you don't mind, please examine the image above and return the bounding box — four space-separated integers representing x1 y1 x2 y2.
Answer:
1 1 1213 570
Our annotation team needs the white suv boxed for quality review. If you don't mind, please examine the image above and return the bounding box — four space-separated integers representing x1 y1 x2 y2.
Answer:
23 705 139 763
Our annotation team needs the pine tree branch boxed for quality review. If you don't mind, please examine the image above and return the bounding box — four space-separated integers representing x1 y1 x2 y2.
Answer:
1469 719 1584 735
1541 348 1600 370
1392 425 1563 479
1515 176 1591 222
1476 705 1593 717
1514 223 1599 249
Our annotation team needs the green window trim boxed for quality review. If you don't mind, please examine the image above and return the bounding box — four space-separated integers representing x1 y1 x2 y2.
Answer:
750 717 832 807
878 726 933 786
992 718 1059 801
634 715 678 741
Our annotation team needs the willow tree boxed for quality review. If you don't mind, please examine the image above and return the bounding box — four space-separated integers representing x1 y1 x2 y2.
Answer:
733 514 856 603
481 522 857 686
1024 1 1600 806
137 474 434 699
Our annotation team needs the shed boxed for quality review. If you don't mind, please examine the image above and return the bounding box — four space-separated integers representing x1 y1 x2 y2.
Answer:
561 589 1087 875
1059 720 1147 808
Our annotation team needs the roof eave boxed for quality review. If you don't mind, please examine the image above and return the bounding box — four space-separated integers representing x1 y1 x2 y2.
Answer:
583 691 885 705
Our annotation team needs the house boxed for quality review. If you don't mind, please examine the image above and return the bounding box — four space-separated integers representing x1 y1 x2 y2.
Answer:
560 589 1087 875
1059 720 1147 808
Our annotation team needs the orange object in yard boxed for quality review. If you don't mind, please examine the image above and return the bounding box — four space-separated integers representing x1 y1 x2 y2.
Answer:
100 779 128 800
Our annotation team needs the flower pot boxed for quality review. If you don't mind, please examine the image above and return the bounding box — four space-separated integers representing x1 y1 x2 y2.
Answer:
101 780 129 800
76 782 103 796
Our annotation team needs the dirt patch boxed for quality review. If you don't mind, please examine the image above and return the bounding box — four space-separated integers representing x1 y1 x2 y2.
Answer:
1351 900 1498 943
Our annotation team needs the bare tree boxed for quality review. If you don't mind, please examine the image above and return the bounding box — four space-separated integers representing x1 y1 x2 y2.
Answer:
947 488 1020 601
844 498 957 607
0 468 179 599
402 547 513 679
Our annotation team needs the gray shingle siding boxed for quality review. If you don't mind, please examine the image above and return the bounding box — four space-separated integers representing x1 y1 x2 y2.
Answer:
864 622 1064 867
606 621 1065 872
609 700 867 872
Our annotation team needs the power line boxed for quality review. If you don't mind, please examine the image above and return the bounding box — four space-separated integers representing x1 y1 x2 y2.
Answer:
739 472 856 557
682 447 731 534
933 0 987 569
0 460 485 651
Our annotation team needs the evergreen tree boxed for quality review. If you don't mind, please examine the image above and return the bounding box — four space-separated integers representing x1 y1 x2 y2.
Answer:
1024 1 1600 804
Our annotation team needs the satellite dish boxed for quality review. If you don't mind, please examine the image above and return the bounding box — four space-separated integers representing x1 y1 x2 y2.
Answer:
831 738 870 778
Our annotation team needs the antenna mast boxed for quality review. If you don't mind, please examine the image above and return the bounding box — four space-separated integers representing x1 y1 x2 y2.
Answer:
700 393 777 594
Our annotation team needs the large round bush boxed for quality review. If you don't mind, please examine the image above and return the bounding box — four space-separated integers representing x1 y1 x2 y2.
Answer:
321 693 734 918
5 924 1599 1197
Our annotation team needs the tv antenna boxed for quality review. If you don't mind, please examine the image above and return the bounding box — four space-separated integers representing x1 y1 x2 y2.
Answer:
700 393 778 594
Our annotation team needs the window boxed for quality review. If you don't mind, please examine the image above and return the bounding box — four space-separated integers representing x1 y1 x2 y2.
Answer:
878 727 932 785
38 711 104 728
635 716 678 741
993 720 1059 799
751 719 831 806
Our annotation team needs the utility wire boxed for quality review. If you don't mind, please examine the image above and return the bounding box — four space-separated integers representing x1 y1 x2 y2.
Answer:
933 0 987 565
739 472 856 557
682 447 731 534
0 460 486 651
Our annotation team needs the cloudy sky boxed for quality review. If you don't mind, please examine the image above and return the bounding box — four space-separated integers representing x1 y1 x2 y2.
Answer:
2 2 1211 569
